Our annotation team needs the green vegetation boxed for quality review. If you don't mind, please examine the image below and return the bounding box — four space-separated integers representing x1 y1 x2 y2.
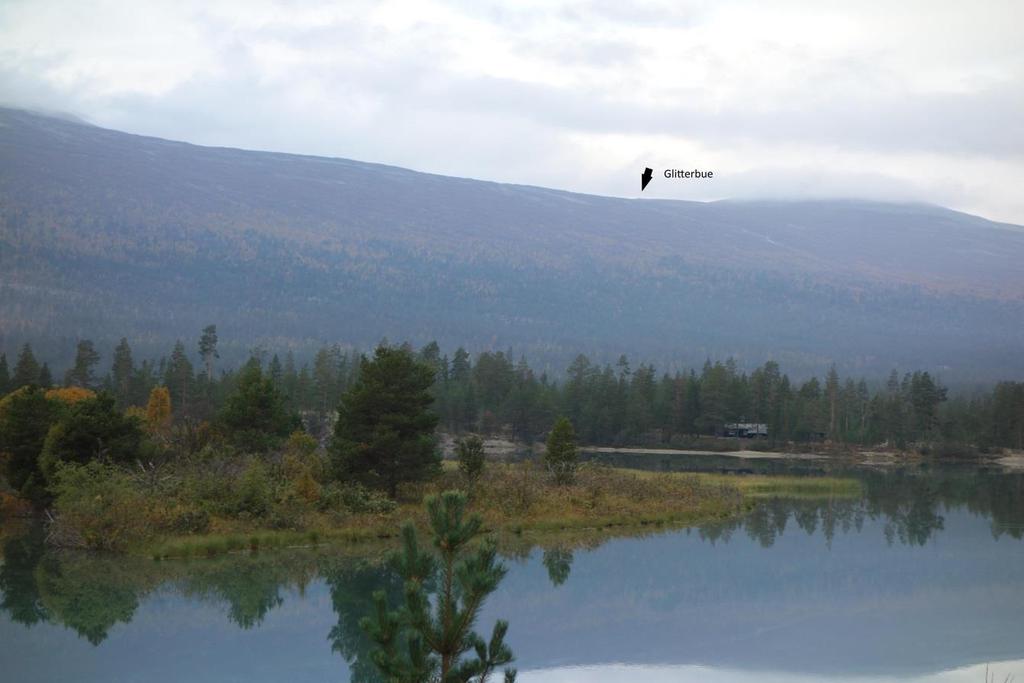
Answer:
39 393 144 482
0 386 55 501
362 491 516 682
456 435 486 485
3 334 1022 455
331 345 440 497
0 329 985 559
219 359 300 452
544 417 578 485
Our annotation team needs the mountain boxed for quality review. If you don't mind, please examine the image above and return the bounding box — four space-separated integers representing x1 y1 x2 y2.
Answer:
1 107 1023 380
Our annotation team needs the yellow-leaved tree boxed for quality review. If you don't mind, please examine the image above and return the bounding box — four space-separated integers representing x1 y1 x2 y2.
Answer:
45 386 96 404
145 386 172 434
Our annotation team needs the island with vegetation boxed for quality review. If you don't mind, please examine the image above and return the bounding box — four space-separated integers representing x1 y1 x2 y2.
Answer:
2 328 1019 558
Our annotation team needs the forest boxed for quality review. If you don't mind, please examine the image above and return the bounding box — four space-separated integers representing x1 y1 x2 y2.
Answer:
1 327 1021 453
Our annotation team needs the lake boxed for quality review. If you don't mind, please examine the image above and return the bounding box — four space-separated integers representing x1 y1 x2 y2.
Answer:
2 461 1023 682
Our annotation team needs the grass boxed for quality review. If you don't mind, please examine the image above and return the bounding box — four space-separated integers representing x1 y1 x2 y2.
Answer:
689 473 862 499
146 463 861 560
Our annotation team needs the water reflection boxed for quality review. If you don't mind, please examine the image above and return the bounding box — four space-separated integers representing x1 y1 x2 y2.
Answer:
1 467 1023 682
324 560 401 683
542 548 573 587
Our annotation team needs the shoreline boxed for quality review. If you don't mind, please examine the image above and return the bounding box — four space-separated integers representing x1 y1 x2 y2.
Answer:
2 467 862 561
582 446 826 460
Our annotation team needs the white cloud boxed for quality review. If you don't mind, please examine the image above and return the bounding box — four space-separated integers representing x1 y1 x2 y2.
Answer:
1 0 1022 222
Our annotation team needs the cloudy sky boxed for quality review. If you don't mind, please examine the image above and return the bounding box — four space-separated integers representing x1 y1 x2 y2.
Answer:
2 0 1023 223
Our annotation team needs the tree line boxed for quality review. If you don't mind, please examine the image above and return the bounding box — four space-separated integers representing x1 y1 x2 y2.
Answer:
2 328 1023 452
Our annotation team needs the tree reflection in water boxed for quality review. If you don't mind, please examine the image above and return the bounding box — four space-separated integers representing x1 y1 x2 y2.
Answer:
0 467 1021 656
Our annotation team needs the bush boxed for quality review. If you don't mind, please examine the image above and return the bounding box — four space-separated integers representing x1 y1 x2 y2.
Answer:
317 481 396 514
169 506 211 535
48 461 149 551
233 460 273 518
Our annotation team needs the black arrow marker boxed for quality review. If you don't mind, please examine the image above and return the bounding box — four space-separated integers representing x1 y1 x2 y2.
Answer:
641 167 653 191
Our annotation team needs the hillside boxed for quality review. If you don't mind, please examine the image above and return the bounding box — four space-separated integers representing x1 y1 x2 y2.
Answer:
1 107 1022 379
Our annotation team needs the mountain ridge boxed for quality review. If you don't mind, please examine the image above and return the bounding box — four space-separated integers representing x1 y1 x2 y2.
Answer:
1 107 1023 380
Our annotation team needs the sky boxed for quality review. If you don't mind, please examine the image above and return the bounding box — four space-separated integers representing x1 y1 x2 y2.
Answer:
2 0 1023 224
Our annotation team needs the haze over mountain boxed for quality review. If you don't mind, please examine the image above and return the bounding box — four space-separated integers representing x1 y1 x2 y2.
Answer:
1 107 1022 380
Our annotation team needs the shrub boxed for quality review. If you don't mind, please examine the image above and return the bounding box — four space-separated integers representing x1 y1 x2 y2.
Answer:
285 430 318 459
48 461 149 551
169 506 212 534
318 481 396 514
290 467 322 504
233 460 273 518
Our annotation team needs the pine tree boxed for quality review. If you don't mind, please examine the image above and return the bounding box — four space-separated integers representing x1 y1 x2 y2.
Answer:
0 385 56 500
362 491 516 683
165 341 194 416
313 346 340 415
12 344 41 389
268 353 283 388
0 353 10 395
456 435 486 484
65 339 100 389
282 351 299 406
111 338 135 408
198 325 219 380
826 365 840 440
37 363 53 390
331 345 440 498
544 417 578 485
219 359 299 451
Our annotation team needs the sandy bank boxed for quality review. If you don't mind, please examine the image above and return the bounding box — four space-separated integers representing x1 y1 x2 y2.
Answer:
582 446 824 460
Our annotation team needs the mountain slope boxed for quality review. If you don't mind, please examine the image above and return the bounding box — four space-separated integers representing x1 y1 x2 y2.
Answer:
1 107 1022 379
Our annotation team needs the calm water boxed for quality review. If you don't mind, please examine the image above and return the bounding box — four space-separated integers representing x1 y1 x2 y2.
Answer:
2 464 1023 682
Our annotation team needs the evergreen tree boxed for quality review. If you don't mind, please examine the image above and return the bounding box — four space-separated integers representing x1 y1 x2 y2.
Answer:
111 338 134 408
64 340 101 389
282 351 299 407
456 435 486 484
38 394 143 483
165 341 194 416
219 359 300 452
362 491 516 683
447 347 476 432
331 345 440 498
697 360 728 434
11 344 41 389
826 365 840 440
268 354 283 388
544 417 578 485
313 346 340 415
198 325 219 380
542 548 573 587
0 353 9 395
0 386 57 500
450 348 471 384
37 364 53 390
130 360 158 407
